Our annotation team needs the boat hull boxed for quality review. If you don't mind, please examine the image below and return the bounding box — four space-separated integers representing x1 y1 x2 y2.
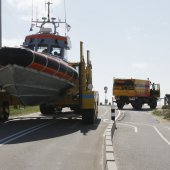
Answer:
0 65 74 105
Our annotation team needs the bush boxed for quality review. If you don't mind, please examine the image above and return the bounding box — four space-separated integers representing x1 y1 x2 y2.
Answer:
152 109 163 117
162 105 170 109
163 110 170 120
153 107 170 120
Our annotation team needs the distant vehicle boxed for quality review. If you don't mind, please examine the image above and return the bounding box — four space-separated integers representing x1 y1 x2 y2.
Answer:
113 78 160 110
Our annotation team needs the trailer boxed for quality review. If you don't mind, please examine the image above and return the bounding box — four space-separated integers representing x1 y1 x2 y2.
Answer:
113 78 160 110
0 42 99 124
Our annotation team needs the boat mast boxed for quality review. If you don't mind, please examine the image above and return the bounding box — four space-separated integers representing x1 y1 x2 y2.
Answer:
46 1 52 22
30 0 69 35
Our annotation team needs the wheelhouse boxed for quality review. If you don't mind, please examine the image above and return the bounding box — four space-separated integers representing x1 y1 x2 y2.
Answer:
23 32 71 60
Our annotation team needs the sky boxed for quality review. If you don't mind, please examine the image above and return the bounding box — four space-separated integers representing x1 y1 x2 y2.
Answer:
1 0 170 103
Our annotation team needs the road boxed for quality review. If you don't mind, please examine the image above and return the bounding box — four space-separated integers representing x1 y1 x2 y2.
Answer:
0 106 112 170
113 105 170 170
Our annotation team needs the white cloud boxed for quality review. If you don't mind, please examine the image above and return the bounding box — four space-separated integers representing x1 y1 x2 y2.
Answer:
6 0 61 11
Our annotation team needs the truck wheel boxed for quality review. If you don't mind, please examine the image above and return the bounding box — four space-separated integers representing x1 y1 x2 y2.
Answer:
133 100 142 110
149 99 157 109
117 102 124 110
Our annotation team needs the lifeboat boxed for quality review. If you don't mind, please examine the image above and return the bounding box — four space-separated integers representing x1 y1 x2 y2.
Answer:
0 2 79 106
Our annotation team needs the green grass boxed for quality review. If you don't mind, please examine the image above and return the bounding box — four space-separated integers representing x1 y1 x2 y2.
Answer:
152 106 170 120
152 109 163 116
10 106 39 117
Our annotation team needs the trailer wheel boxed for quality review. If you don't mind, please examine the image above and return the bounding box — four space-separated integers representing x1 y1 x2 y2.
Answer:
0 102 9 122
40 104 54 115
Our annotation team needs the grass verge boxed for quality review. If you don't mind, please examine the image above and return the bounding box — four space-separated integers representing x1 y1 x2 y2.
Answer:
152 106 170 120
10 106 39 117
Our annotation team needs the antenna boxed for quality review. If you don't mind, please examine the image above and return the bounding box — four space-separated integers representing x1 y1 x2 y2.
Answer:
31 0 34 21
64 0 67 35
36 0 38 20
31 0 66 34
46 0 52 22
64 0 67 23
45 0 47 14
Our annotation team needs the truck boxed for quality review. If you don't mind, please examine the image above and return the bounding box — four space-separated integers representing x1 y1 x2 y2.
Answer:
113 78 160 110
0 42 99 124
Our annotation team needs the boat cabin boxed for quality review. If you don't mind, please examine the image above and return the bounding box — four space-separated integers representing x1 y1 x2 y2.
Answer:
23 28 71 60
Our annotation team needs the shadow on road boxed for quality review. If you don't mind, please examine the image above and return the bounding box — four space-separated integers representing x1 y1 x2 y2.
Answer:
0 113 101 145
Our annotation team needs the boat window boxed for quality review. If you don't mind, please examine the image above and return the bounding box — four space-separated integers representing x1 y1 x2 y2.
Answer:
28 45 36 51
51 47 62 57
37 45 48 53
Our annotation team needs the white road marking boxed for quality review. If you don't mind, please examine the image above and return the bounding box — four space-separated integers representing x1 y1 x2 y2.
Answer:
153 126 170 146
121 121 170 146
0 120 56 147
117 122 138 133
115 110 121 121
100 108 109 118
2 112 41 124
103 119 109 123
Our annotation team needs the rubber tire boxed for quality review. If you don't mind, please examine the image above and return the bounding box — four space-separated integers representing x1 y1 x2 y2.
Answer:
149 99 157 110
0 102 9 122
133 100 142 110
40 104 54 115
82 109 96 124
117 101 124 110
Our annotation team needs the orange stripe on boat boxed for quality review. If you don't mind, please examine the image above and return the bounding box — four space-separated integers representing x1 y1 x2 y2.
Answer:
28 62 45 71
42 67 57 75
28 63 74 82
25 34 67 42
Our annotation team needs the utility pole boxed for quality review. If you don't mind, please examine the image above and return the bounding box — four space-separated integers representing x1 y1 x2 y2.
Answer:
0 0 1 47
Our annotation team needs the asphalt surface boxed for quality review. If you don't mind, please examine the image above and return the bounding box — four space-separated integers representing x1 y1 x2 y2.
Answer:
0 106 112 170
113 105 170 170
